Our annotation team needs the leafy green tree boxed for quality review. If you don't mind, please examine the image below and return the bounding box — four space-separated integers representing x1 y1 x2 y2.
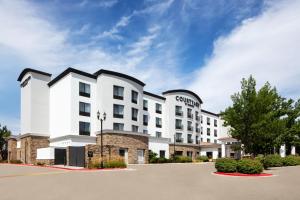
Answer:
221 76 287 156
279 99 300 154
0 124 11 160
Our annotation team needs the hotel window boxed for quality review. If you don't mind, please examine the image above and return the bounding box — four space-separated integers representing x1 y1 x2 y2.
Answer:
175 106 183 116
79 102 90 116
196 123 200 133
187 108 193 119
207 117 210 125
156 117 162 128
195 111 200 121
131 90 138 104
214 119 217 127
132 108 138 121
143 100 148 111
175 133 183 142
201 115 203 124
79 82 90 97
175 119 183 129
207 128 211 136
214 139 217 144
156 131 162 138
201 138 203 142
143 129 148 134
187 134 193 143
214 129 218 137
132 125 139 132
113 123 124 131
159 150 165 158
187 121 193 131
113 104 124 118
156 103 162 114
143 115 148 126
207 138 211 143
79 121 90 136
196 136 199 144
113 85 124 100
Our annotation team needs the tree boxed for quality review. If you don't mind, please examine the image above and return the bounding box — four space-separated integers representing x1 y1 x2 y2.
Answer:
0 124 11 160
279 99 300 154
221 76 287 156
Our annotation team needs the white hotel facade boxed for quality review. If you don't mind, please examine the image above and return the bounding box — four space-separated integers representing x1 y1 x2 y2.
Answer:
7 68 236 167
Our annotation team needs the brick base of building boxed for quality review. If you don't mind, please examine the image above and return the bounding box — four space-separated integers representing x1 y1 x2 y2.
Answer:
93 132 149 164
169 144 201 160
7 135 49 164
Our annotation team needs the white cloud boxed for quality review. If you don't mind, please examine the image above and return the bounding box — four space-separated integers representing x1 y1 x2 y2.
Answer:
94 15 131 40
78 0 118 8
189 0 300 113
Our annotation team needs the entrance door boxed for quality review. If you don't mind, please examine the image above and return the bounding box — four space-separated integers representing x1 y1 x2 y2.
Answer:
69 146 85 167
137 149 145 164
119 148 128 164
54 148 66 165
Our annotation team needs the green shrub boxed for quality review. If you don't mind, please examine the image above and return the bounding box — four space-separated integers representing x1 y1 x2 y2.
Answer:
196 156 209 162
237 159 263 174
103 160 127 168
157 157 170 163
36 162 45 166
0 160 8 163
173 156 192 163
262 154 283 169
10 160 22 164
282 156 300 166
215 158 237 172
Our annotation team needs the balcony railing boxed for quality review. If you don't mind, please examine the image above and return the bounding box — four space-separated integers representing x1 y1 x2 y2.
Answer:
187 139 193 144
187 126 193 131
176 138 183 143
175 125 183 130
175 111 183 117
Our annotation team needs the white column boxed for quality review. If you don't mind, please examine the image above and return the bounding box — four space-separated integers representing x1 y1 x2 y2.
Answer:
221 143 226 158
280 144 286 157
291 146 296 155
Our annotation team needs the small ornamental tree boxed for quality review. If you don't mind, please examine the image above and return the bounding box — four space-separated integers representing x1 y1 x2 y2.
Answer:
0 124 11 160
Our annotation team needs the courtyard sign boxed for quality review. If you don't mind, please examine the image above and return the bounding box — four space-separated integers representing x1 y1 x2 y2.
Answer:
176 96 200 108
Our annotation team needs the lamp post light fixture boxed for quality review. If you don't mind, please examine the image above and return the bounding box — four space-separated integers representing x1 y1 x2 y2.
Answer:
97 110 106 169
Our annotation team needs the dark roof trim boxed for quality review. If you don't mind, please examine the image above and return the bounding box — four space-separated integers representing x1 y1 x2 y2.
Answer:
18 68 51 82
162 89 203 104
201 109 219 117
143 91 166 100
48 68 96 87
94 69 145 87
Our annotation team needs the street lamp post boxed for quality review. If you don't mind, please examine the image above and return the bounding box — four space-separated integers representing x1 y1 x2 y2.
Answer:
97 110 106 169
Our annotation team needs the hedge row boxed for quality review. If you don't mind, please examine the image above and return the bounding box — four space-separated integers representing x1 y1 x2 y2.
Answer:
215 158 263 174
262 155 300 169
88 160 127 169
216 155 300 173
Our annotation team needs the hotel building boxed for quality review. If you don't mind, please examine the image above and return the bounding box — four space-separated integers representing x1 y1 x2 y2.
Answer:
7 67 236 167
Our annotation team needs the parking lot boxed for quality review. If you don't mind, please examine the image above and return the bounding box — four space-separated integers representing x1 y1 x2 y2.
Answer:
0 163 300 200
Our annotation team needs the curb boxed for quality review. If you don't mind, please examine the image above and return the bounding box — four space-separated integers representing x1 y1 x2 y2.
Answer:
213 172 273 177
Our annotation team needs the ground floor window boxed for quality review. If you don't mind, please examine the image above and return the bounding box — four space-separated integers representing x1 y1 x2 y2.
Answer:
159 150 165 158
113 123 124 131
206 152 212 159
187 151 193 158
119 149 126 157
175 151 183 156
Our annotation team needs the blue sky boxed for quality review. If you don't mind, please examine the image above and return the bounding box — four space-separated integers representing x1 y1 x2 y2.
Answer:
0 0 300 134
